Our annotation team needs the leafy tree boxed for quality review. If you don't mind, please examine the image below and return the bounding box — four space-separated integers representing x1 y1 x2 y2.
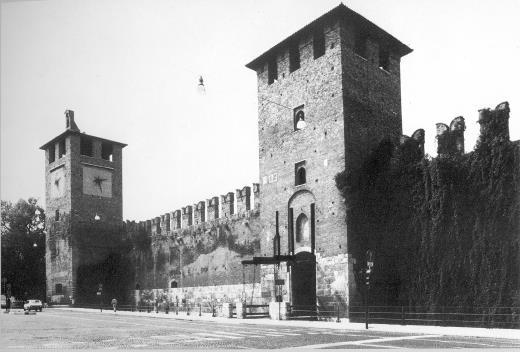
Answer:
1 198 46 300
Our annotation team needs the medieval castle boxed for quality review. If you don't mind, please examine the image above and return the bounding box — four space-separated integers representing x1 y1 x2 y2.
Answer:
41 4 516 316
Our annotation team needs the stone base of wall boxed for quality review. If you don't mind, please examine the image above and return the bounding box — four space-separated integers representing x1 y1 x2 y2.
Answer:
221 302 234 318
316 252 352 306
135 283 266 307
269 301 290 320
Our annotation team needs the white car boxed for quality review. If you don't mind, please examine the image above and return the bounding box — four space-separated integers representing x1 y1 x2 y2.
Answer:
24 299 43 312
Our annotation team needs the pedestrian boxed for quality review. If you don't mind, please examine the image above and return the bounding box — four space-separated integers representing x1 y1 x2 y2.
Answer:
111 298 117 313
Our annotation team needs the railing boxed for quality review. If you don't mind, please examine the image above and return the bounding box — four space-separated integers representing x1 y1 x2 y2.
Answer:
243 304 269 318
71 301 220 316
52 301 520 329
289 304 340 321
349 305 520 328
289 303 520 328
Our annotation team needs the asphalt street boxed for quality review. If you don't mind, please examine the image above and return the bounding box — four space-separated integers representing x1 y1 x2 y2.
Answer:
1 309 520 349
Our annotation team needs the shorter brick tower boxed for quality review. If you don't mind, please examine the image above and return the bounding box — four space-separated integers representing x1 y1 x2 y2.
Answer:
40 110 126 304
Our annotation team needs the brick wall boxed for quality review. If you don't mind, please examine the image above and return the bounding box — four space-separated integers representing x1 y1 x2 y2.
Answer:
128 186 261 291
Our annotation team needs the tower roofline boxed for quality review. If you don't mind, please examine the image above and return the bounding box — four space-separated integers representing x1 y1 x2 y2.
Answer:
39 130 127 150
245 3 412 71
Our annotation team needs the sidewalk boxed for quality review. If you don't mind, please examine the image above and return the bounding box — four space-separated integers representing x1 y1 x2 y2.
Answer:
52 306 520 340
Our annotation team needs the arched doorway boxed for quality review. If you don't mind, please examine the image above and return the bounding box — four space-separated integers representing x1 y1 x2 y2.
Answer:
291 251 316 314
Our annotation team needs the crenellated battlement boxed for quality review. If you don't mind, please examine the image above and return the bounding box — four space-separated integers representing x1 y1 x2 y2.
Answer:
399 101 513 159
132 184 260 237
400 128 425 160
478 101 510 143
435 116 465 155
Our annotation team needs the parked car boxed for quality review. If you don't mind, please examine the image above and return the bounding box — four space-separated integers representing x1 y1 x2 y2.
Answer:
24 299 43 312
1 295 6 308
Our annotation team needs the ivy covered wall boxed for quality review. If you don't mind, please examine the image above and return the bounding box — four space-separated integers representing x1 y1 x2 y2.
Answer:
336 102 520 311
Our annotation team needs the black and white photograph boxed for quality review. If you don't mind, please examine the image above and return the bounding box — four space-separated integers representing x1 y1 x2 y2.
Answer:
1 0 519 350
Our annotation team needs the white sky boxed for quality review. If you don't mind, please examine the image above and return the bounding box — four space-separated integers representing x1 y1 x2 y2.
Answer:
1 0 519 221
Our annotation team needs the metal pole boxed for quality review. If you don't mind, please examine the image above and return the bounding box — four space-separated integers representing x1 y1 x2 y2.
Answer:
365 280 369 329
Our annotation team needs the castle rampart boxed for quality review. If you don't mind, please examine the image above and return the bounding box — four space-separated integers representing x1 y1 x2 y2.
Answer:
128 185 262 301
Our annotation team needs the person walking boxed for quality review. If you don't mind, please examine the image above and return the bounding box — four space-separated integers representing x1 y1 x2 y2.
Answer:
111 298 117 313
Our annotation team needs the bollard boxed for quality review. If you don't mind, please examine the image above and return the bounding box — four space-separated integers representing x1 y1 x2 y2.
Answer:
212 304 216 317
165 303 169 314
199 304 202 317
187 304 190 316
336 302 341 323
176 302 178 315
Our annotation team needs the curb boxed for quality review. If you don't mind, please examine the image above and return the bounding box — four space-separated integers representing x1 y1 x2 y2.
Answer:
51 307 520 340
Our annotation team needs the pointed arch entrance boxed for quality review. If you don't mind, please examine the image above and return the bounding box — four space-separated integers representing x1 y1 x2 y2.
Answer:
288 189 317 314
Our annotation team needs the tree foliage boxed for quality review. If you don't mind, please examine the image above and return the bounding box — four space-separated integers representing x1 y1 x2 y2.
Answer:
1 198 46 299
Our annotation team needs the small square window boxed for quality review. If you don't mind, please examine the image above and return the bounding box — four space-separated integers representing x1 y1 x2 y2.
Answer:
379 47 390 72
354 34 367 59
101 142 113 161
80 136 93 157
48 144 56 164
268 58 278 84
58 139 66 158
289 44 300 72
313 28 325 59
55 283 63 294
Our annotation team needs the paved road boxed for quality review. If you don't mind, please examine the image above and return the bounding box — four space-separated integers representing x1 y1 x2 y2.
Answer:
1 309 520 349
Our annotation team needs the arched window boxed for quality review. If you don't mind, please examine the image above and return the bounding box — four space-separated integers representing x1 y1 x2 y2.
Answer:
293 106 306 131
135 284 141 290
170 280 178 288
295 213 310 243
295 161 306 185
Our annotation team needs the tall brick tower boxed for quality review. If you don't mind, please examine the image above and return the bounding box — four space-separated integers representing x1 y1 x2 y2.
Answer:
246 4 412 308
40 110 126 304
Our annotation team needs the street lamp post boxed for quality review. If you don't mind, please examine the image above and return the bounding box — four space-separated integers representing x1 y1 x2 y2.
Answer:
97 284 103 312
365 249 374 330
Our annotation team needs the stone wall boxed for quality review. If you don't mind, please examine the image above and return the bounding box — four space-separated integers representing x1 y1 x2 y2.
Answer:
127 185 262 293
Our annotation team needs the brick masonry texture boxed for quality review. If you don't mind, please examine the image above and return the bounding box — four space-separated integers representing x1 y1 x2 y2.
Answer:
127 202 262 292
43 128 125 303
252 8 408 305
